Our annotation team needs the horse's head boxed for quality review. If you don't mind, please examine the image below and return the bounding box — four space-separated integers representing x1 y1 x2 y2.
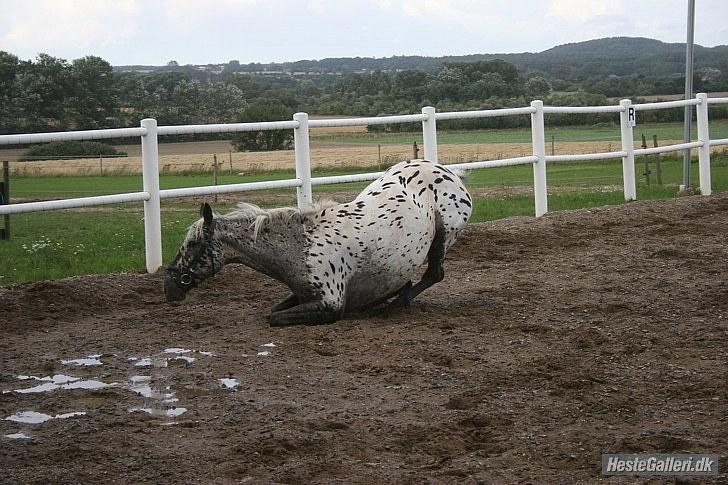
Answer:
164 203 224 302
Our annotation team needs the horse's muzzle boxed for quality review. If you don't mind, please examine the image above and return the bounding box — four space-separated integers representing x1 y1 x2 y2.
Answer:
164 274 188 302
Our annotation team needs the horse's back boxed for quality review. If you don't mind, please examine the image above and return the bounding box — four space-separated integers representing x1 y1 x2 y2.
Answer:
361 159 471 244
304 160 471 311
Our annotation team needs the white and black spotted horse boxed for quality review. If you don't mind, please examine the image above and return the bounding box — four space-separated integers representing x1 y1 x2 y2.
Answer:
164 160 472 326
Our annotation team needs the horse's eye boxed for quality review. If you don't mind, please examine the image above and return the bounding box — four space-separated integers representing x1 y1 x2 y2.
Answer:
179 273 193 285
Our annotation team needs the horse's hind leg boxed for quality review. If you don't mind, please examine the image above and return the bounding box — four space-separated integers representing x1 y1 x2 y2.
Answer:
367 281 412 308
392 213 446 307
271 293 298 312
270 301 342 327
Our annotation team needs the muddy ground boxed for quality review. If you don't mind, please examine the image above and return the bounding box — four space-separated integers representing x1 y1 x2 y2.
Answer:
1 194 727 484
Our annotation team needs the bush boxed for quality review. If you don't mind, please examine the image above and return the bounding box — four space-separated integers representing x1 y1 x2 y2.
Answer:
21 141 126 160
232 101 294 151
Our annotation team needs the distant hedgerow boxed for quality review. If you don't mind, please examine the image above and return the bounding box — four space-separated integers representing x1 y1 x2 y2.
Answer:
21 141 126 161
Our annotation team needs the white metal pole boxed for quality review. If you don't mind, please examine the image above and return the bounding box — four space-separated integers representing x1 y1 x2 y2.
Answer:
682 0 696 188
293 112 313 209
619 99 637 201
530 100 548 217
421 106 438 163
141 118 162 273
696 93 711 195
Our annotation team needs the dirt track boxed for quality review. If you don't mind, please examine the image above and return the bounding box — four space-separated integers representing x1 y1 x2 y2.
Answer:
1 194 727 483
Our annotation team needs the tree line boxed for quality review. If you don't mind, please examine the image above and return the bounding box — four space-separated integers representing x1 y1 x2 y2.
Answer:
1 50 727 142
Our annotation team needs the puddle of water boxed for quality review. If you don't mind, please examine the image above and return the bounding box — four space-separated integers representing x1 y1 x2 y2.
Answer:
14 382 61 394
133 348 213 367
55 412 87 419
163 348 192 354
17 374 80 384
4 432 31 440
61 354 102 366
128 382 174 401
163 348 213 356
9 375 116 394
133 357 153 367
9 349 211 426
129 383 153 398
127 375 184 421
219 378 239 389
5 411 53 424
129 406 187 418
62 380 115 391
5 411 86 424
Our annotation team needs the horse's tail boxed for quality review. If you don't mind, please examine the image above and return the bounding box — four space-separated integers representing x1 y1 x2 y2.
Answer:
449 167 469 181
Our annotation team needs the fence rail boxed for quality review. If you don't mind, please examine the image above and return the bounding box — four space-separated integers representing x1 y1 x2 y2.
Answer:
1 94 728 273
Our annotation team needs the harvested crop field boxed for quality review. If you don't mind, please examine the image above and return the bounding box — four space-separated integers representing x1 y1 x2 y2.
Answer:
1 194 727 483
9 139 722 176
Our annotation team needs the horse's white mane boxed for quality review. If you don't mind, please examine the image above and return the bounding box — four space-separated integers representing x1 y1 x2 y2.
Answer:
230 200 338 241
186 200 338 242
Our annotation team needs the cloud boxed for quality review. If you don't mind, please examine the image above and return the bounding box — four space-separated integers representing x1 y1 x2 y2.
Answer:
0 0 726 64
548 0 625 22
0 0 141 58
372 0 511 28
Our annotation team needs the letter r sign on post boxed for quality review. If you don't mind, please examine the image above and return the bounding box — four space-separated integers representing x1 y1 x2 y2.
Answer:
628 106 636 127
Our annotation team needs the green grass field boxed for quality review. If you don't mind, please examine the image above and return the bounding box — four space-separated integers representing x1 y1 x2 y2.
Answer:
10 153 728 199
0 184 683 285
4 112 728 286
2 152 727 285
311 119 728 145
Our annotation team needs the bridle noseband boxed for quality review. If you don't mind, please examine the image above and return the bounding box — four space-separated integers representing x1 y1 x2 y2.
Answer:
167 236 217 288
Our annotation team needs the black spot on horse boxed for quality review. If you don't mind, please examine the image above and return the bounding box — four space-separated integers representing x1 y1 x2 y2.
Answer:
406 170 420 185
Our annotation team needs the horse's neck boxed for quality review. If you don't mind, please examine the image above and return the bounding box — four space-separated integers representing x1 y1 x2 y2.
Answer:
217 217 309 288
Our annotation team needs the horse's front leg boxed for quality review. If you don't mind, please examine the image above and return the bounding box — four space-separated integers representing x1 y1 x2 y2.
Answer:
269 300 343 327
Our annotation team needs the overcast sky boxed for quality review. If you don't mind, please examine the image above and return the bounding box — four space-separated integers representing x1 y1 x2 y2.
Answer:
1 0 726 65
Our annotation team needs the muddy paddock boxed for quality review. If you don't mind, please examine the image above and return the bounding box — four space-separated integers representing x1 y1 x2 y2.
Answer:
1 194 727 484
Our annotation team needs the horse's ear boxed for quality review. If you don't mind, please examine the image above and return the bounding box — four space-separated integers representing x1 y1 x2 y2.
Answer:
202 203 213 224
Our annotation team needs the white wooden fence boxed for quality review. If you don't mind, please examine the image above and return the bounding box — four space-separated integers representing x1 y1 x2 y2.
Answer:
1 93 727 273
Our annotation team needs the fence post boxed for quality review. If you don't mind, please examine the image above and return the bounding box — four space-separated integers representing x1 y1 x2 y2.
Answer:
421 106 438 163
619 99 637 201
141 118 162 273
530 100 548 217
696 92 711 196
1 160 8 240
293 112 313 209
213 154 219 203
653 135 663 185
641 133 650 186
